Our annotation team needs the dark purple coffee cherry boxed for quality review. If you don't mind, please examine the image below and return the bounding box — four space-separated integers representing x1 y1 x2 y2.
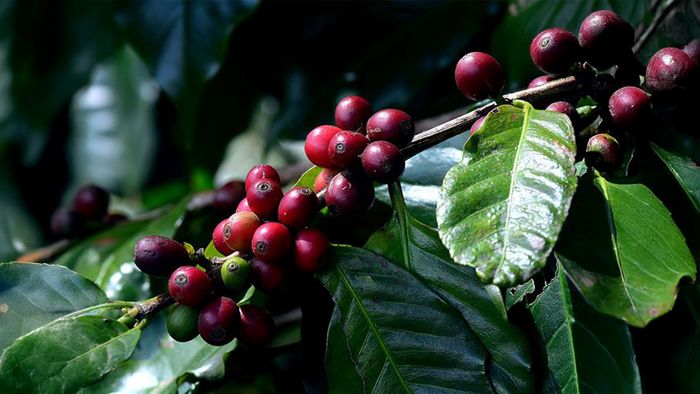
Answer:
530 28 580 74
238 305 275 346
198 296 240 346
325 171 375 217
578 10 634 69
528 75 554 89
585 133 622 171
328 130 369 168
293 228 329 273
546 101 580 125
102 212 128 226
167 305 199 342
73 185 109 221
278 187 319 229
250 257 287 292
455 52 505 100
608 86 650 126
246 179 283 219
51 208 86 238
366 109 415 148
212 180 246 213
645 47 697 93
361 141 405 184
305 125 343 169
245 165 281 191
168 266 211 306
251 222 291 263
470 116 485 136
683 38 700 65
335 95 373 132
133 235 190 277
313 168 337 193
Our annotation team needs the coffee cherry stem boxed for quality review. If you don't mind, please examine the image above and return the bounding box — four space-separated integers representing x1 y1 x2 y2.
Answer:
632 0 678 54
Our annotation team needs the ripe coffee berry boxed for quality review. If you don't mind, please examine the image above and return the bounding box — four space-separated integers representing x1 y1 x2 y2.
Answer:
335 95 373 131
133 235 190 277
238 305 275 346
645 47 697 93
683 38 700 64
167 305 199 342
212 180 245 213
223 211 262 253
585 133 621 171
305 125 343 168
221 256 251 293
236 198 252 213
73 185 110 221
470 116 485 136
361 141 405 184
546 101 580 125
250 258 287 292
578 10 634 69
278 187 318 228
51 208 85 238
366 109 415 148
325 171 375 217
328 130 369 168
168 266 211 306
530 28 580 74
528 75 554 89
245 165 281 191
293 228 329 272
251 222 291 263
314 168 337 193
246 179 283 219
608 86 650 126
198 296 240 346
455 52 505 100
212 219 234 255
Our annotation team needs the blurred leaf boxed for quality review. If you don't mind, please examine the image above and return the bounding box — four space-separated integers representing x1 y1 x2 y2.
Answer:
651 143 700 212
639 0 700 61
0 168 42 261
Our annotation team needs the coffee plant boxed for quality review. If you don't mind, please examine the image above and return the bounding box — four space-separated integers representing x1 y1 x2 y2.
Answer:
0 1 699 393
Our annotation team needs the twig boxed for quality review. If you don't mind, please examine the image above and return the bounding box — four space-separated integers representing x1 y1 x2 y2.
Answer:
633 0 678 54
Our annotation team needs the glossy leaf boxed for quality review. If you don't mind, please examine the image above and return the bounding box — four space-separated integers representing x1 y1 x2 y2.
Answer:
293 165 321 189
557 176 696 327
651 143 700 212
318 245 492 393
438 101 577 286
0 316 141 393
530 266 642 393
0 262 107 352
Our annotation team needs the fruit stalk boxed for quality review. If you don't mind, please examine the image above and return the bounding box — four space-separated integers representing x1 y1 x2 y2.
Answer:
632 0 678 54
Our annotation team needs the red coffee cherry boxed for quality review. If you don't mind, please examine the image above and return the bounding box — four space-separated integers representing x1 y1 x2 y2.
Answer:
168 266 211 306
335 95 373 132
328 130 369 168
578 10 634 69
133 235 190 277
683 38 700 64
223 211 262 253
530 28 580 74
198 296 240 346
73 185 110 221
305 125 343 168
293 228 329 272
528 75 554 89
546 101 580 125
212 180 245 213
608 86 650 126
51 208 86 239
236 198 252 213
278 187 319 229
366 109 415 148
360 141 405 184
238 305 276 346
212 219 234 255
470 116 485 136
245 165 281 191
246 179 283 219
250 257 287 292
454 52 505 100
645 47 697 93
325 171 375 217
313 168 338 193
585 133 622 171
251 222 291 263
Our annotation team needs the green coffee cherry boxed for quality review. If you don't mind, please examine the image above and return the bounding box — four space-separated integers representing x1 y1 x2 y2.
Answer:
221 256 252 293
166 304 199 342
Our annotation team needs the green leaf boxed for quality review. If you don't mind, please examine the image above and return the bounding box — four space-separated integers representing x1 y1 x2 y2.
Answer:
437 101 577 286
293 165 321 189
505 280 535 310
366 183 533 393
529 266 642 394
556 176 696 327
318 245 493 393
0 262 107 352
0 315 141 393
0 168 42 261
651 143 700 212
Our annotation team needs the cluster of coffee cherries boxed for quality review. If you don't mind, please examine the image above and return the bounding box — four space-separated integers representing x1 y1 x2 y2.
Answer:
305 95 414 217
453 10 698 172
51 184 127 239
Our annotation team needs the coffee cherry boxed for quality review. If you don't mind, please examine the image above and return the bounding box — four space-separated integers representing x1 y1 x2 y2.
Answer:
366 109 415 148
102 212 128 226
212 219 234 255
683 38 700 64
238 305 275 346
167 305 199 342
578 10 634 69
245 165 281 191
221 256 252 293
530 28 580 74
305 125 343 168
361 141 405 184
278 187 319 228
470 116 485 136
328 130 369 168
455 52 505 100
608 86 650 126
236 198 252 213
223 211 262 253
51 208 86 238
313 168 337 193
246 179 283 219
528 75 554 89
212 180 246 213
198 296 239 346
335 95 373 131
251 222 291 263
293 228 329 272
168 266 211 306
546 101 580 125
325 171 375 217
585 133 621 171
73 185 110 221
645 47 697 93
133 235 190 277
250 257 287 292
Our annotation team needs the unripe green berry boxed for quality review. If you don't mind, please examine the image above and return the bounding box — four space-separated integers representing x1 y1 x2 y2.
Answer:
221 256 252 293
167 305 199 342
